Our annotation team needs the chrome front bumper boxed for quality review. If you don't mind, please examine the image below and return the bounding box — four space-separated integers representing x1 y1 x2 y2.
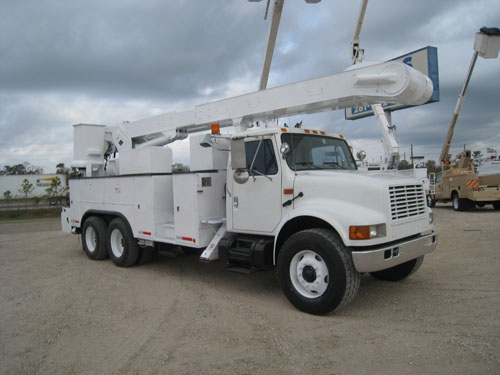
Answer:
351 231 438 273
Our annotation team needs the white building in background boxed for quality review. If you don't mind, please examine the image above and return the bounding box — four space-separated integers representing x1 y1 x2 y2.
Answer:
0 174 67 199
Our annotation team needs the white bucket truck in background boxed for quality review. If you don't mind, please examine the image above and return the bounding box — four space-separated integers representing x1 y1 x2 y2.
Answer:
62 59 438 315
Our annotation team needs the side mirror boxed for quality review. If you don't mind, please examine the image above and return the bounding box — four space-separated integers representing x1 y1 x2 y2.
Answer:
199 134 212 148
356 150 367 161
280 142 290 159
231 139 249 184
231 139 247 169
233 169 249 184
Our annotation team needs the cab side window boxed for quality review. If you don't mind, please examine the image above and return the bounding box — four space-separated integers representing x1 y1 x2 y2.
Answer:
245 139 278 175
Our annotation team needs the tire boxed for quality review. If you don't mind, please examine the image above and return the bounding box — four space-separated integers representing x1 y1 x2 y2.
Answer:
370 256 424 281
493 202 500 210
107 218 139 267
452 193 471 211
426 195 435 208
277 228 360 315
476 202 485 208
81 216 109 260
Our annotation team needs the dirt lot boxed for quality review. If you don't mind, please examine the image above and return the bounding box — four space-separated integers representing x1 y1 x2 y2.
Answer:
1 206 499 375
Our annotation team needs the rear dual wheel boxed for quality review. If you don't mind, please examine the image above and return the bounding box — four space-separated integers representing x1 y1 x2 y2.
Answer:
82 216 109 260
107 218 139 267
452 193 472 211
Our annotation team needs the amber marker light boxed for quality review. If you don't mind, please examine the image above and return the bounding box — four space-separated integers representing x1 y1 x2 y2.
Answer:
349 226 370 240
211 123 220 134
349 224 386 240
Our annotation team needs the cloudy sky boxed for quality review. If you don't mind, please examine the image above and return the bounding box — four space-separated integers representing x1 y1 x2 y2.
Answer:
1 0 499 172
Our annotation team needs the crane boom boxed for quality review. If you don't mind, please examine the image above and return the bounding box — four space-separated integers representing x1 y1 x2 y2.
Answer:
438 51 478 164
105 61 432 153
259 0 284 90
351 0 368 64
439 27 500 165
349 0 401 169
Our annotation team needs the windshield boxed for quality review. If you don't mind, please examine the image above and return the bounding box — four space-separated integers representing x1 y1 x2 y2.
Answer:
281 133 357 171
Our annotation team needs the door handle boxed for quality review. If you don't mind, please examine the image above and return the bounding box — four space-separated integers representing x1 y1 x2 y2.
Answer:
233 196 239 208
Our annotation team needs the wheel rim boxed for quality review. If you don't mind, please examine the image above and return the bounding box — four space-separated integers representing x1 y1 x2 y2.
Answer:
453 195 459 210
289 250 329 298
85 226 97 253
110 228 125 258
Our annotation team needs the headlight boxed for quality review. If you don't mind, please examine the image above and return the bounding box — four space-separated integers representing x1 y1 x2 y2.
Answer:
349 224 386 240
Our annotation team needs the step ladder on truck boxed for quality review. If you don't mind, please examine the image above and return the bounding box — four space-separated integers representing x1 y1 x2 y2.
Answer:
61 11 438 316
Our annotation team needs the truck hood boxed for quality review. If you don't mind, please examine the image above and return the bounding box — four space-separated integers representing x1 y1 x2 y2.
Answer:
292 169 426 231
294 169 422 187
289 168 431 245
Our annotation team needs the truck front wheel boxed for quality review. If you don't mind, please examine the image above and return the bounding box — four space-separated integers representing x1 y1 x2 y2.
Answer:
370 256 424 281
107 218 139 267
277 229 360 315
81 216 109 260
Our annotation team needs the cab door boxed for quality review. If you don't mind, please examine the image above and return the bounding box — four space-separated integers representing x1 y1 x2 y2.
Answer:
231 136 282 233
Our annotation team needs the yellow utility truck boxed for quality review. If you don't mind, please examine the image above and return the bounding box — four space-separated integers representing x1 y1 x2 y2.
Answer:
428 27 500 211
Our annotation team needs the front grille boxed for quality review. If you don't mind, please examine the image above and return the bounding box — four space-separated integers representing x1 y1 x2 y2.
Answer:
389 185 426 221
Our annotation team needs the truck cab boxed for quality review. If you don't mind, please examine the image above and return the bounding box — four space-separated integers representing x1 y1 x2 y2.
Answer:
218 127 437 314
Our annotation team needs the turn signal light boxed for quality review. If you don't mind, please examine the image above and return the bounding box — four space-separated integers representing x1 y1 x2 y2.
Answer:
349 226 370 240
349 224 386 240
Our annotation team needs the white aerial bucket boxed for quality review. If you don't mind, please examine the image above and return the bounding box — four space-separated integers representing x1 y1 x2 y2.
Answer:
71 123 106 169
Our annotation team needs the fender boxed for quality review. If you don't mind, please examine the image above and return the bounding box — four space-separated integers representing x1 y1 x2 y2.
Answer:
273 197 386 264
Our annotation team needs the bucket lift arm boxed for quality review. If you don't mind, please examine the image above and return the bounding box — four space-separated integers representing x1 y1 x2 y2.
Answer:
350 0 400 170
439 27 500 166
101 61 432 155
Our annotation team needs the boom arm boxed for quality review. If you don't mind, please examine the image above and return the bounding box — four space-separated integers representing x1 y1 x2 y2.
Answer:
350 0 368 64
439 27 500 165
105 61 432 153
349 0 400 170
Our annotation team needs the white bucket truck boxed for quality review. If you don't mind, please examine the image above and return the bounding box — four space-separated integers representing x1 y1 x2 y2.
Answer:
62 61 437 315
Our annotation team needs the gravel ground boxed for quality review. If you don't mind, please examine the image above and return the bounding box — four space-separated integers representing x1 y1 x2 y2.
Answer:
0 205 499 374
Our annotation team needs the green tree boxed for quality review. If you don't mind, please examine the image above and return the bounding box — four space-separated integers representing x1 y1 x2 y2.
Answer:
56 163 70 175
398 160 412 170
425 160 441 176
3 162 43 175
46 177 62 198
3 190 12 200
46 177 67 205
19 179 34 209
